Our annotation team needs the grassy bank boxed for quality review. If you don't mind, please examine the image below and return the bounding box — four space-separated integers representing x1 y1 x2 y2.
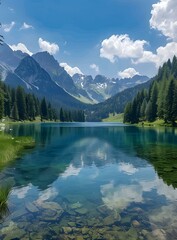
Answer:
0 133 35 170
3 116 59 125
135 119 175 128
102 113 124 122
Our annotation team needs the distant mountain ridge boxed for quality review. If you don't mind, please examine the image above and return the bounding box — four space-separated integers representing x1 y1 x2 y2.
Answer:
86 78 153 121
73 73 149 103
0 42 150 112
5 55 86 109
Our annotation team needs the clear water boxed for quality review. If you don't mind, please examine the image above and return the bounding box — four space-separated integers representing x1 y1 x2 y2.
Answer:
1 123 177 240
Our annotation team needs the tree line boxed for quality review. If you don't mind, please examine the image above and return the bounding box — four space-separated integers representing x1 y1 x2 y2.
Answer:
124 56 177 126
0 81 85 122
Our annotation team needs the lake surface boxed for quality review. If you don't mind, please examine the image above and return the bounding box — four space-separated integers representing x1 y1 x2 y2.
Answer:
1 123 177 240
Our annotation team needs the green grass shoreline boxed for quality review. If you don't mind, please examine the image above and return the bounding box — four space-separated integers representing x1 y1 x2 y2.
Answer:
0 132 35 170
102 113 176 128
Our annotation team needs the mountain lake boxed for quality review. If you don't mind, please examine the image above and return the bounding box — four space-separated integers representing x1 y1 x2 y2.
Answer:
0 122 177 240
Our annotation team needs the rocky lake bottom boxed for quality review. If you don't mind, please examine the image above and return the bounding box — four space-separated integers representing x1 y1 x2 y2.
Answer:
0 123 177 240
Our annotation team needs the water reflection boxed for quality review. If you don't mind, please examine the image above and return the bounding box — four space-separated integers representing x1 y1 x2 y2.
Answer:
1 123 177 239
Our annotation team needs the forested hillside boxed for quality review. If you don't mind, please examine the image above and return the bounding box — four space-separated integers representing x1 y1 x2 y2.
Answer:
86 79 152 121
124 56 177 126
0 81 85 122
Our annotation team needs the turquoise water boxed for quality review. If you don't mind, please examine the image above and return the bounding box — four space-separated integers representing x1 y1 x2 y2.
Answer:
1 123 177 239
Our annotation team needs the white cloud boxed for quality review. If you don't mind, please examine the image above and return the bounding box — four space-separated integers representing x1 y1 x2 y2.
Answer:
61 164 82 178
119 162 138 174
36 187 58 203
90 64 99 73
133 42 177 67
11 184 32 199
100 34 147 63
60 62 83 77
2 21 15 32
38 38 59 55
9 43 33 56
118 68 140 79
101 182 143 210
20 22 34 30
150 0 177 40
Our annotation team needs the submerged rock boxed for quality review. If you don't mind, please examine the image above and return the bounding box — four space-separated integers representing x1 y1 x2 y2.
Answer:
152 229 166 240
68 222 76 227
75 208 88 215
61 226 73 234
39 209 58 221
70 202 82 209
132 220 140 228
26 202 39 213
4 229 26 240
103 215 116 226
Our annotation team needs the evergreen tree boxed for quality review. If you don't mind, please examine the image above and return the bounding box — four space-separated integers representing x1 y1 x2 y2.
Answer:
171 83 177 125
40 98 48 121
145 100 154 122
48 103 53 121
149 82 158 121
123 103 133 123
11 102 19 121
16 86 26 120
27 94 35 121
4 90 11 117
164 80 175 123
140 98 147 120
60 108 64 122
0 91 4 119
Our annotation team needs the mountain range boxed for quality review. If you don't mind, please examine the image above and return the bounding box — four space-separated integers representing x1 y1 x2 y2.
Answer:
0 43 150 112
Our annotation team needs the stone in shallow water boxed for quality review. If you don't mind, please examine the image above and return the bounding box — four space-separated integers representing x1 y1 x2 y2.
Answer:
76 236 84 240
26 202 39 213
61 226 73 234
75 208 88 215
127 227 138 239
103 212 120 226
39 201 63 211
87 218 97 226
68 222 76 227
11 208 27 219
70 202 82 209
81 227 89 235
97 205 111 215
103 215 116 226
152 229 166 240
1 221 17 234
39 209 58 221
121 216 131 225
3 228 26 240
132 220 140 228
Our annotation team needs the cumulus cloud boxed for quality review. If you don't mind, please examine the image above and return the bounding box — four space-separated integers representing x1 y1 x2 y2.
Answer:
60 62 83 77
119 162 139 174
38 38 59 55
118 68 140 79
133 42 177 67
90 64 99 73
11 184 32 199
150 0 177 40
100 34 147 63
101 182 143 210
2 21 15 32
20 22 34 30
61 164 82 178
9 43 33 56
36 187 58 203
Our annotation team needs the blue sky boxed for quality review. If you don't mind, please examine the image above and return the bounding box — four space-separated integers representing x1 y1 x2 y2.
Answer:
1 0 177 78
